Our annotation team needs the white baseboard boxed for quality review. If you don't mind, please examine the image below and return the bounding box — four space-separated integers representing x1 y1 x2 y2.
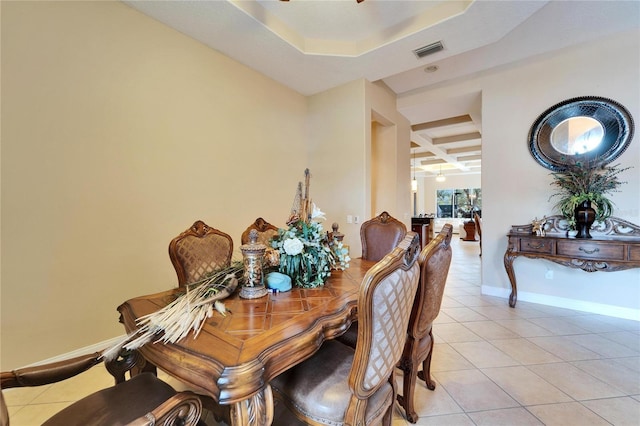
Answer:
24 335 127 368
481 285 640 321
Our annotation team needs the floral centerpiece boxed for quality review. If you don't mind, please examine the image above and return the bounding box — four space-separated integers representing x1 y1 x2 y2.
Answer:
270 169 350 288
549 159 630 237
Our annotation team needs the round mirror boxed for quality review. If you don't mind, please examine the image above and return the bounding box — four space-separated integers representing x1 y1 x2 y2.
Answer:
528 96 634 171
550 117 604 155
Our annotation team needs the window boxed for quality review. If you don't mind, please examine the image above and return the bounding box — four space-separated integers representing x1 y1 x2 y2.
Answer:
436 188 481 218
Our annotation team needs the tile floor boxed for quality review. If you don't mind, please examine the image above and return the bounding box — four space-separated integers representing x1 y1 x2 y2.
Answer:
4 237 640 425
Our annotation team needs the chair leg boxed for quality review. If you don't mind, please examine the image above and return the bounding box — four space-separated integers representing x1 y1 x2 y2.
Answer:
417 331 436 391
382 376 394 426
382 405 393 426
396 359 419 423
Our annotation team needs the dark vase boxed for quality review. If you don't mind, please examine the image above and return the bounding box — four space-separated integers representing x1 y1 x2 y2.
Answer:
574 200 596 239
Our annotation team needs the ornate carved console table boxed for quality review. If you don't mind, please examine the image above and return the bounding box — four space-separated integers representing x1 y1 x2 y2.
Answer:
504 216 640 307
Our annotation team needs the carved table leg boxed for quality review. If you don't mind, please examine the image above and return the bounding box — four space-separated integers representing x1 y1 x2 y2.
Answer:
503 251 518 308
230 385 274 426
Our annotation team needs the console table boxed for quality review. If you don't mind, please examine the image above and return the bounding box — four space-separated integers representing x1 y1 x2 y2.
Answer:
504 216 640 307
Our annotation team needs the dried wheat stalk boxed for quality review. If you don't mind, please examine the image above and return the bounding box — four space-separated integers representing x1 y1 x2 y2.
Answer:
102 263 242 361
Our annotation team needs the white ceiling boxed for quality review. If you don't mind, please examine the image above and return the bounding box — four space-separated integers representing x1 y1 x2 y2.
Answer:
122 0 639 179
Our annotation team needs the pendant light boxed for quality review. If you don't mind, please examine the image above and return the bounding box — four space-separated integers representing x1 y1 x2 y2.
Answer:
436 164 446 182
411 149 418 192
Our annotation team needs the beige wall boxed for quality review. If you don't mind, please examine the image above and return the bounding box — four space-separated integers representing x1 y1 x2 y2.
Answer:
1 1 313 369
1 1 412 369
400 29 640 318
306 79 411 259
306 80 367 258
368 81 412 227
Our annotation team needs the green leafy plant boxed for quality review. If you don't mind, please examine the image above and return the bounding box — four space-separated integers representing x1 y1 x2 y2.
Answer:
549 161 630 229
270 207 350 288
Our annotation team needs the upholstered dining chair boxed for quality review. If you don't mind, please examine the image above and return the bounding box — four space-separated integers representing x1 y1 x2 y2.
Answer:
396 223 453 423
474 212 482 256
168 220 233 287
335 211 407 348
0 349 202 426
271 232 421 426
360 211 407 262
240 217 279 245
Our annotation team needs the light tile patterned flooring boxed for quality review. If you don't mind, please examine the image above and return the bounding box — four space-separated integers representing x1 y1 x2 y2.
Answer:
4 237 640 425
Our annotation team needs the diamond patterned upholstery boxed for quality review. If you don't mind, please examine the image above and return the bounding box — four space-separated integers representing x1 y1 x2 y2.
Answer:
397 224 453 423
364 266 419 390
271 232 420 426
168 220 233 287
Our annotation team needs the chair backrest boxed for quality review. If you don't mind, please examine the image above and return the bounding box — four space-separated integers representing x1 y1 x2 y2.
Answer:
349 232 420 403
408 224 453 341
240 217 279 246
168 220 233 287
360 211 407 262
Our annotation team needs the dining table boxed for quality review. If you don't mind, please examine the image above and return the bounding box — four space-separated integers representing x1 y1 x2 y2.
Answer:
117 257 375 426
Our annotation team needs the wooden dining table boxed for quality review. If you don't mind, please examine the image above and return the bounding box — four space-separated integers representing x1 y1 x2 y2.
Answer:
117 258 374 426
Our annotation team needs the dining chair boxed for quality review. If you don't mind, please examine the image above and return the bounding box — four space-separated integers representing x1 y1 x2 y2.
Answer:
168 220 233 287
474 212 482 256
360 211 407 262
240 217 279 245
1 349 202 426
396 223 453 423
335 211 407 348
271 232 421 426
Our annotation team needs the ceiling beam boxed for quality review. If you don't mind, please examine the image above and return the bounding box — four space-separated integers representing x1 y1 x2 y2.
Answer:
411 131 470 172
414 151 435 159
457 154 482 161
432 132 481 145
447 145 482 154
411 114 473 132
420 159 447 166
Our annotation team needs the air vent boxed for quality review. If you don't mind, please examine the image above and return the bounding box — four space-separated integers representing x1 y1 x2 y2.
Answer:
413 41 444 59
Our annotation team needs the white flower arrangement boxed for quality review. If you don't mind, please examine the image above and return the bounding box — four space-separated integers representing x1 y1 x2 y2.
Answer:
270 170 349 288
283 237 304 256
271 207 349 288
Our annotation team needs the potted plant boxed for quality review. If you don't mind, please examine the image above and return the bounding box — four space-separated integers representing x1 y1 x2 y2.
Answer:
549 160 630 238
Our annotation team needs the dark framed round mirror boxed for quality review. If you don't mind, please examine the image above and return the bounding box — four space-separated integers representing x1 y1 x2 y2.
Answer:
528 96 634 171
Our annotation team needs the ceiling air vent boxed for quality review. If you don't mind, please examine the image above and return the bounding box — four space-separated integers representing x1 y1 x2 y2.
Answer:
413 41 444 59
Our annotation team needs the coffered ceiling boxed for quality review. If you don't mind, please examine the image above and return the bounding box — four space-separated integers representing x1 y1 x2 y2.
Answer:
122 0 639 180
411 114 481 179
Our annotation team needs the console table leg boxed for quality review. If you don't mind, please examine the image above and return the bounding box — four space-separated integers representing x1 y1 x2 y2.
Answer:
504 252 518 308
